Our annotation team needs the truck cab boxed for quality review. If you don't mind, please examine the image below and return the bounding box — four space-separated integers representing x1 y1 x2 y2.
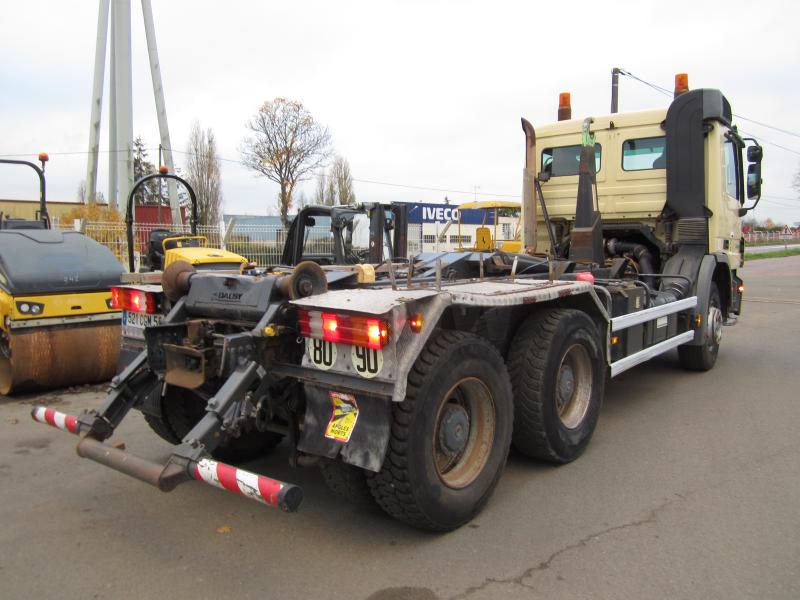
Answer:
526 87 762 326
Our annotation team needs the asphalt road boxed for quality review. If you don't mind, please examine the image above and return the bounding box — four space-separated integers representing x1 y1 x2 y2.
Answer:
1 256 799 600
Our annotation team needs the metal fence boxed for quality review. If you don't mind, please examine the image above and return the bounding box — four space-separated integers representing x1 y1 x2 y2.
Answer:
744 231 799 244
60 220 430 270
61 221 337 270
407 223 423 256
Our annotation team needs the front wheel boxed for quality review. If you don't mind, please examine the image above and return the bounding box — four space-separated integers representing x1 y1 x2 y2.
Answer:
368 330 513 531
679 282 722 371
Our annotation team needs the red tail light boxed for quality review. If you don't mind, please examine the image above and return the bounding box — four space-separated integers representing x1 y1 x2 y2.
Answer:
111 287 123 309
297 309 389 349
111 287 158 315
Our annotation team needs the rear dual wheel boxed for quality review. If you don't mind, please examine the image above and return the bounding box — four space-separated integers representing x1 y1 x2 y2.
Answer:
368 330 513 531
508 309 605 464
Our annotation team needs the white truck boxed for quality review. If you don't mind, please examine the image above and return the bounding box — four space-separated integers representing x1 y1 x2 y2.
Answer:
33 78 762 531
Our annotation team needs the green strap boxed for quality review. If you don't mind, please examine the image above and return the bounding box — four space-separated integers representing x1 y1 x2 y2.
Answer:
581 117 595 147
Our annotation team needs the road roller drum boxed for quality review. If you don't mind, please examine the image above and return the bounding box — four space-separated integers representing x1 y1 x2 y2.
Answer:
0 229 124 394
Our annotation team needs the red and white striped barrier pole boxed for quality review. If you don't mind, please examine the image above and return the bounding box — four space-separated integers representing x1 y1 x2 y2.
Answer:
31 406 80 435
31 405 303 512
192 458 303 512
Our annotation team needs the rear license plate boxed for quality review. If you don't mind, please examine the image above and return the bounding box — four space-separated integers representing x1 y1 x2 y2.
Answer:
122 310 163 340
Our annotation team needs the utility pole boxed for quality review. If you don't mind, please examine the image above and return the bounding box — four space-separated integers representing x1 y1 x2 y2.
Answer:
84 0 180 223
84 0 109 205
611 67 620 114
114 0 134 214
141 0 180 225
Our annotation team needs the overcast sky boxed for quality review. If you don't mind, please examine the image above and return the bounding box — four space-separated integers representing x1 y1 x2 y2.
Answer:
1 0 799 225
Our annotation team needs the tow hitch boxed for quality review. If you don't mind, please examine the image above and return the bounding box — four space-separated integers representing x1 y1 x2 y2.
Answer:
31 406 303 512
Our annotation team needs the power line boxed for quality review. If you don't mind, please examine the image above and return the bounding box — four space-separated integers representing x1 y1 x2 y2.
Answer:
760 196 800 209
763 194 799 202
0 148 149 158
733 115 800 139
167 147 522 199
618 69 800 155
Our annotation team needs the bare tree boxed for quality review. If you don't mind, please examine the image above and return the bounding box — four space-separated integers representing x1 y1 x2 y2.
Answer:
240 98 332 225
314 173 328 205
295 191 309 210
185 121 223 226
326 174 337 206
794 162 800 197
331 156 356 205
76 180 87 203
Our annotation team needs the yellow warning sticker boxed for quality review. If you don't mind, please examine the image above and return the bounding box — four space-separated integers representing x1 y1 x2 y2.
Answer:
324 392 359 443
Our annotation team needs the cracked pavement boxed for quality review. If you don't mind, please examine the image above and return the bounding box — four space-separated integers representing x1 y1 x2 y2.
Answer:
1 256 799 600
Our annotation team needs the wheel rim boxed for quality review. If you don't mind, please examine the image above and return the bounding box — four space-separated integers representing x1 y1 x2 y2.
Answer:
707 304 723 348
433 377 496 489
555 344 592 429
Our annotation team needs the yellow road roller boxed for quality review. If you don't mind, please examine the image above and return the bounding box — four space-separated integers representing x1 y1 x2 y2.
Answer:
0 155 123 394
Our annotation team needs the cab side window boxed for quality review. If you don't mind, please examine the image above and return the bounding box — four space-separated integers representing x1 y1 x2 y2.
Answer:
542 144 602 177
622 136 666 170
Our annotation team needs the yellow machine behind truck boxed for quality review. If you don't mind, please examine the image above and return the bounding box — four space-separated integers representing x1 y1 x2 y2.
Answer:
455 200 522 253
114 169 249 369
0 155 123 394
32 76 762 532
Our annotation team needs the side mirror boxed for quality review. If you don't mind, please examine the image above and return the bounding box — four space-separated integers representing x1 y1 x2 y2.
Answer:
747 145 763 163
747 163 762 199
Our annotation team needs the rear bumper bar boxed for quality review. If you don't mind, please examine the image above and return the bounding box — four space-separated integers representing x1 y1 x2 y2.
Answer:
31 406 302 512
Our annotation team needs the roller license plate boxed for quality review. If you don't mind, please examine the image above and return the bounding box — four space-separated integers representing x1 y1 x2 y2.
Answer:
122 310 163 340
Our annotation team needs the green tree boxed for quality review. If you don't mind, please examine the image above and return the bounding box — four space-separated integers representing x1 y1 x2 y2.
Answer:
132 137 161 205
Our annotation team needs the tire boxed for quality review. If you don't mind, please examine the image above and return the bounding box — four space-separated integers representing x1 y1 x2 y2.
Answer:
507 308 605 464
368 330 513 531
144 385 283 463
320 460 377 509
679 282 722 371
473 308 519 357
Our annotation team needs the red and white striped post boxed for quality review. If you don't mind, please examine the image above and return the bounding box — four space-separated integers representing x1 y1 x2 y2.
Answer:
31 405 303 512
192 458 302 512
31 406 80 435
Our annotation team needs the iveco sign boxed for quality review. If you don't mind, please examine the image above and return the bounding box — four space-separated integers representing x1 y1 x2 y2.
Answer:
422 206 459 223
408 203 494 225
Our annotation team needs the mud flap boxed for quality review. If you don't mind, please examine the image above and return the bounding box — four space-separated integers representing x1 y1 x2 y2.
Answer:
298 385 392 472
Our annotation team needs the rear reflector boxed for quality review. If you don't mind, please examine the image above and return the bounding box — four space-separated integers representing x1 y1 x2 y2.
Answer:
298 309 389 349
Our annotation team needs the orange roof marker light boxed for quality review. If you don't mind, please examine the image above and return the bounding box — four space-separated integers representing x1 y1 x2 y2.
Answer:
674 73 689 98
159 165 169 174
558 92 572 121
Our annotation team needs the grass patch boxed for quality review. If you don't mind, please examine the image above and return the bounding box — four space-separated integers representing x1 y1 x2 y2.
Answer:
745 247 800 260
